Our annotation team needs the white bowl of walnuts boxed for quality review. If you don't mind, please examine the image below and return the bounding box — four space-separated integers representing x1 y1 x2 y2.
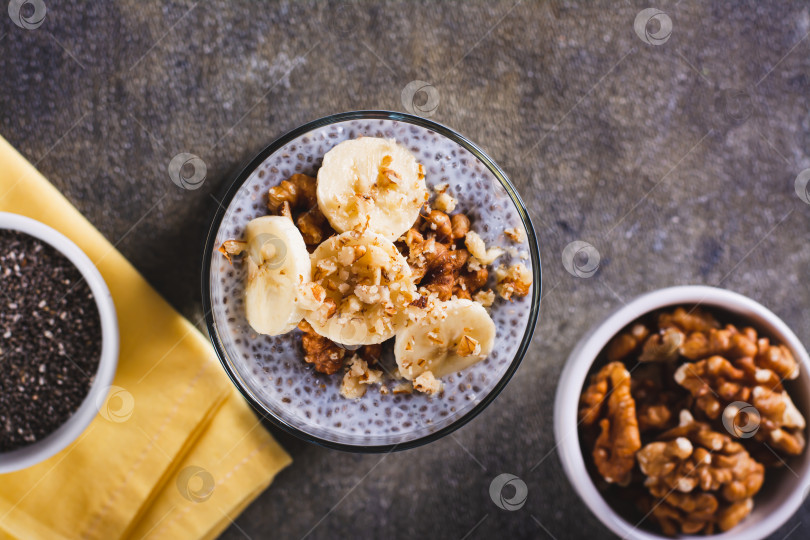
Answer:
554 285 810 539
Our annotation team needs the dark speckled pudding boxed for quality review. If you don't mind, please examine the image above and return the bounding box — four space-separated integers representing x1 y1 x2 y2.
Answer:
204 112 541 450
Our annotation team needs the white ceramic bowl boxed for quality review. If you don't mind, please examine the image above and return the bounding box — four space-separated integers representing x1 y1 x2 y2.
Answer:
554 285 810 540
0 212 118 473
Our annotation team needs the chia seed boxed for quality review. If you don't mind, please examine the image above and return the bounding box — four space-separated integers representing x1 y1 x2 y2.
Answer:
0 229 101 452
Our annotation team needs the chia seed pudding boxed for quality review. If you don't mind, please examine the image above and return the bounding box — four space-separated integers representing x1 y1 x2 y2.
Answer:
0 229 101 452
209 118 537 447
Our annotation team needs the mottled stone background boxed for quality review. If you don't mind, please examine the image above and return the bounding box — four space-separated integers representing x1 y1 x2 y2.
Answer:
2 0 810 538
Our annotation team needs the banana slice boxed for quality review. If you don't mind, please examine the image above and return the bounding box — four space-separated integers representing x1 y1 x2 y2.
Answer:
305 230 417 345
316 137 428 240
242 216 312 335
394 298 495 380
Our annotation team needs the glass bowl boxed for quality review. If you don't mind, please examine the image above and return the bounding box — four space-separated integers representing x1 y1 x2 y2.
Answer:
202 111 541 451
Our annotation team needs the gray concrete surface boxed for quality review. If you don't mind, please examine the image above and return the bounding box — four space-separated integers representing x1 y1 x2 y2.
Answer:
2 0 810 538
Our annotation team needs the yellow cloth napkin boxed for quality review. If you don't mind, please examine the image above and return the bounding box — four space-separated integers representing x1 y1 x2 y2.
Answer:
0 135 291 539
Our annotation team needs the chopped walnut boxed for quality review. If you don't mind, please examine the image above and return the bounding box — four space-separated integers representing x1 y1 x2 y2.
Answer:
639 410 764 535
340 355 384 399
354 284 382 304
473 288 496 307
434 191 457 213
218 239 247 263
494 263 532 301
457 335 481 357
423 210 453 243
299 320 345 375
267 173 317 212
450 213 470 240
579 362 641 486
453 288 472 300
404 231 441 283
357 343 382 366
296 205 333 245
420 248 469 301
464 231 505 265
413 370 443 395
307 297 337 327
392 381 414 394
504 227 524 243
454 267 488 299
297 281 327 311
401 227 424 251
279 200 293 220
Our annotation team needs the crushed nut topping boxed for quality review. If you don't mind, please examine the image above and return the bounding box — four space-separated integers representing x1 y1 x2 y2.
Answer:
494 262 532 301
267 173 317 213
472 288 496 307
413 370 443 395
218 239 246 263
503 227 524 243
433 191 457 213
340 356 384 399
465 231 505 266
456 335 481 357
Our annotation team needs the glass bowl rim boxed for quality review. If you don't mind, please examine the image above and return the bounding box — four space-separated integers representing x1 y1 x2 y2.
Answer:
201 110 542 452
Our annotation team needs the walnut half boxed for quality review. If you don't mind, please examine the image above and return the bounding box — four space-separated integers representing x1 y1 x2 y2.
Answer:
578 361 642 486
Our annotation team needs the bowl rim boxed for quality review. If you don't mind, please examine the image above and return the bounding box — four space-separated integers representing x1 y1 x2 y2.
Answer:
0 212 119 473
201 110 542 452
553 284 810 539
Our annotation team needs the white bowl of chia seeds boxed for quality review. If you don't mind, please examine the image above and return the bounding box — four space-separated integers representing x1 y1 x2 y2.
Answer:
202 111 541 451
0 212 118 473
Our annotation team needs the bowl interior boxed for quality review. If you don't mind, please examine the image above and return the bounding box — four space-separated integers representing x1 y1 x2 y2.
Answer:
556 286 810 540
206 114 540 449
